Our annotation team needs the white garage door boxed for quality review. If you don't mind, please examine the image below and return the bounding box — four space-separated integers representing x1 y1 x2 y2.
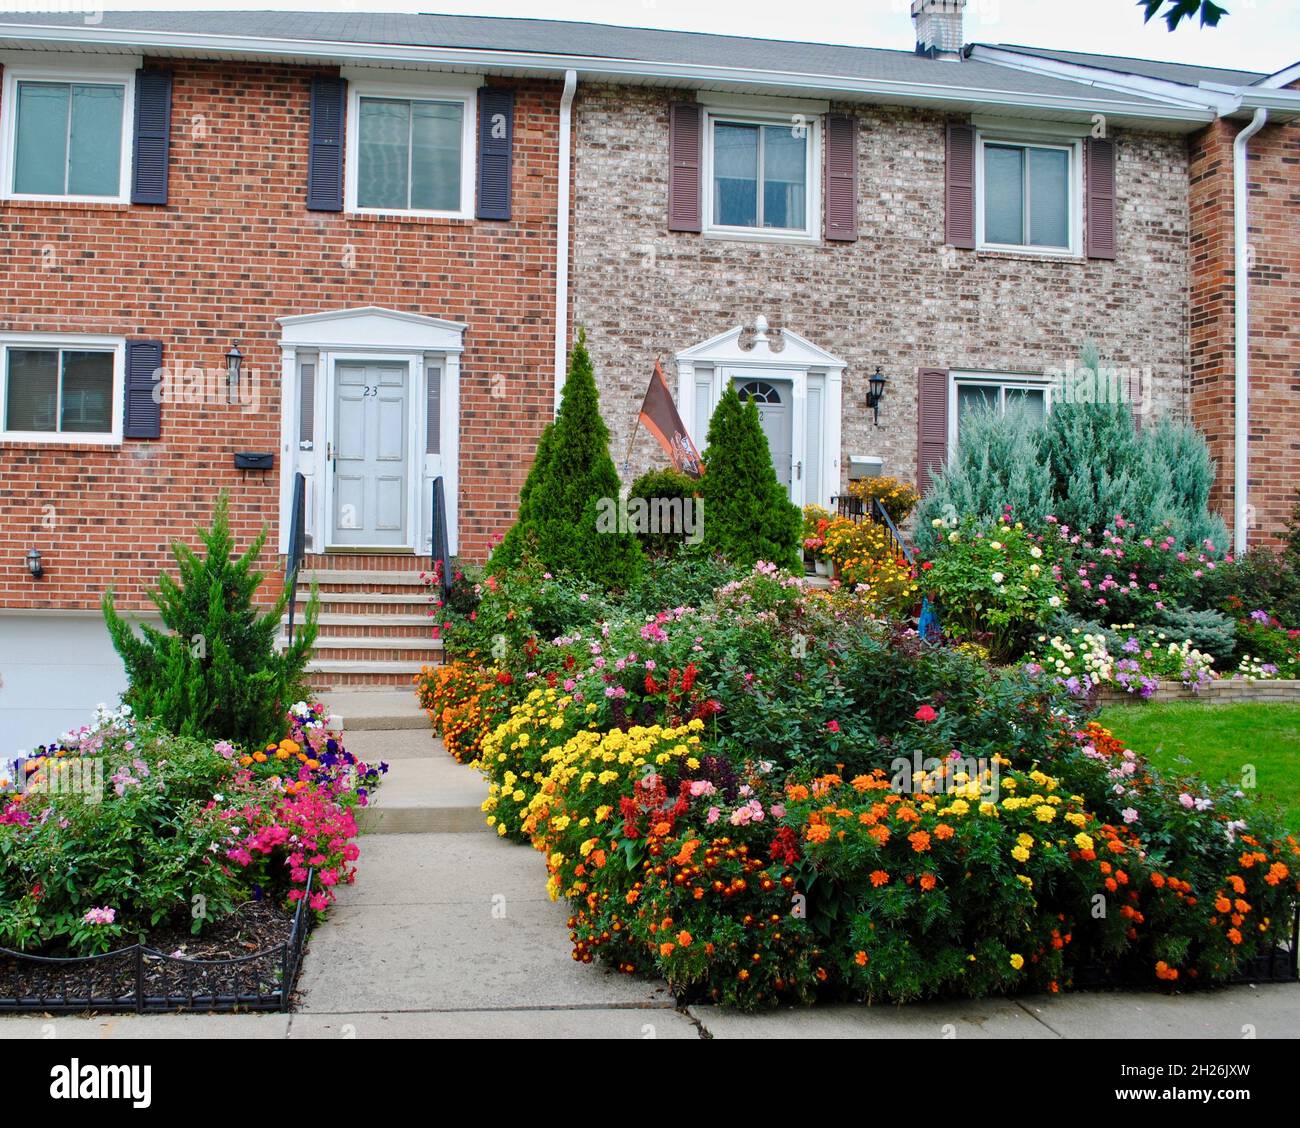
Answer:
0 613 146 756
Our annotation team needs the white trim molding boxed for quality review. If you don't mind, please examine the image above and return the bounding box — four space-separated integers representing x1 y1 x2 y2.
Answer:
277 306 466 557
700 104 822 244
341 67 481 221
974 127 1083 258
675 319 845 508
0 331 125 445
0 53 139 205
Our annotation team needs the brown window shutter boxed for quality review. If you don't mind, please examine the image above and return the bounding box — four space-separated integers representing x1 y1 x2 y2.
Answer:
1085 137 1117 260
945 123 976 250
668 102 702 232
917 367 950 493
824 113 858 242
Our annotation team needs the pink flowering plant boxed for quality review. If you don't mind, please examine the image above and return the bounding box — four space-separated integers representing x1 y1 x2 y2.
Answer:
1046 515 1227 626
0 702 378 956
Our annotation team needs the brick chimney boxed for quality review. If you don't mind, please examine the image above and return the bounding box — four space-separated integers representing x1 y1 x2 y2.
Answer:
912 0 966 60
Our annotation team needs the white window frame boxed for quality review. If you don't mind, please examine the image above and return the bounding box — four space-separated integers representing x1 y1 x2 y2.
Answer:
948 371 1053 457
0 54 137 205
701 107 821 244
975 131 1083 257
342 69 480 221
0 333 125 445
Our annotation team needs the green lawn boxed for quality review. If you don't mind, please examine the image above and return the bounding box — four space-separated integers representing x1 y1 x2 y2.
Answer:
1096 701 1300 834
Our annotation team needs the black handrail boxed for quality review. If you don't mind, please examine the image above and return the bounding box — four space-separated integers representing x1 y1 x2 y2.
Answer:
870 498 915 570
430 474 453 599
285 471 307 645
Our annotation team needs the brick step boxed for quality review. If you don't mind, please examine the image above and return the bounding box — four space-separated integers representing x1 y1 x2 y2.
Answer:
316 603 433 620
307 672 425 689
287 635 440 655
297 554 434 571
304 624 436 641
315 592 432 606
299 569 427 587
286 612 433 628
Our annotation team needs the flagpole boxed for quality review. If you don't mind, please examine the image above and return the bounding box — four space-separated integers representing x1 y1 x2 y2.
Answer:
622 353 662 479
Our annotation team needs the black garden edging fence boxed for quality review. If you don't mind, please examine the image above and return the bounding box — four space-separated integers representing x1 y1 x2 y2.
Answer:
0 872 314 1015
1073 900 1300 991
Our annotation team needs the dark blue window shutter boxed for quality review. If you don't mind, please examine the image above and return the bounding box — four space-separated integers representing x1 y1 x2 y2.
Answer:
131 69 172 205
307 75 346 212
124 340 163 440
477 87 514 221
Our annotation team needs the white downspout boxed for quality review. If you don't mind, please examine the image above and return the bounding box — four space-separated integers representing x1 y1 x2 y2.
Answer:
1232 107 1267 555
555 69 578 412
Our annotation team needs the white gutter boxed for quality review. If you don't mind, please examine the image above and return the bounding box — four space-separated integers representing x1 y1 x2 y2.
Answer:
555 69 577 412
1233 107 1268 555
0 23 1215 126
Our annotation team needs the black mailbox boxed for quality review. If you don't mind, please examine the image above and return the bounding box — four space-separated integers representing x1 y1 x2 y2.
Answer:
234 452 275 471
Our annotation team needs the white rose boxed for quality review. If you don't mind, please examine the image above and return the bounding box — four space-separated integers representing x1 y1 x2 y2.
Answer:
1049 595 1062 608
991 572 1005 585
990 541 1003 550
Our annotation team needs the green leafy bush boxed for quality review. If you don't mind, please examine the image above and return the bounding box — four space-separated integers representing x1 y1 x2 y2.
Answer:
699 384 802 571
626 467 701 556
102 493 317 746
919 513 1061 661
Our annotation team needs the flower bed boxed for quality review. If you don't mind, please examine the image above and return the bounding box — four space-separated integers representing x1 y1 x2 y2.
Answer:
425 562 1300 1009
0 702 384 1012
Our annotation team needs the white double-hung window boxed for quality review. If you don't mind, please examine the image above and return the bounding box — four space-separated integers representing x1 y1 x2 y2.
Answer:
703 105 820 241
0 56 136 203
976 129 1082 255
1 335 124 443
344 71 478 218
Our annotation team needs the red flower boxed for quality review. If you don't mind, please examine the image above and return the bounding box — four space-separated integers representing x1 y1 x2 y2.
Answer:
769 826 801 865
914 704 938 723
921 561 933 571
826 720 841 733
496 671 514 686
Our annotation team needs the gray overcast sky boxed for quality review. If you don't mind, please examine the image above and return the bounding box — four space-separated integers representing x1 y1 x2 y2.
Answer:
81 0 1300 75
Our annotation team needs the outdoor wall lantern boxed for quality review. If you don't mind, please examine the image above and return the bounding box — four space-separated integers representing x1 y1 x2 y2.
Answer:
225 343 244 400
867 366 889 426
25 549 43 579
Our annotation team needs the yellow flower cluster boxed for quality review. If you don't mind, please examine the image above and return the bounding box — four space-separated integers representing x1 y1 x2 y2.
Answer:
820 516 918 615
477 687 598 841
846 475 921 523
522 719 706 900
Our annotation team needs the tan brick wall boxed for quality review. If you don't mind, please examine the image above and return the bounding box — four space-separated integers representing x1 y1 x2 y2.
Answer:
0 59 562 611
572 87 1192 500
1190 111 1300 550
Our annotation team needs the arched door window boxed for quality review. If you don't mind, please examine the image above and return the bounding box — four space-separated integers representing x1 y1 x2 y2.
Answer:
736 379 783 404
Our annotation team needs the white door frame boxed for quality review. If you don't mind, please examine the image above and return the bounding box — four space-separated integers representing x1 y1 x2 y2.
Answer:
675 320 846 509
323 355 416 551
277 307 466 556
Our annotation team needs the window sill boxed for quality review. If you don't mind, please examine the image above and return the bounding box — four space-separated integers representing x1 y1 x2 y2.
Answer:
0 437 122 451
975 247 1088 266
702 228 821 248
345 209 475 226
0 197 131 210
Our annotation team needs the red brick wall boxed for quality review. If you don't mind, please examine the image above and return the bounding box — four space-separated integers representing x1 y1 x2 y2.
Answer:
0 59 561 612
1189 109 1300 550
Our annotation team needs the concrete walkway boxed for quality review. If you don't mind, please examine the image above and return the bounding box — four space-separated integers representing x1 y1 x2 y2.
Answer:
2 700 1296 1038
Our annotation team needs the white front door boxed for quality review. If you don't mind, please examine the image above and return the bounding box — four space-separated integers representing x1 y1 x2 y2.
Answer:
330 362 409 547
734 376 794 495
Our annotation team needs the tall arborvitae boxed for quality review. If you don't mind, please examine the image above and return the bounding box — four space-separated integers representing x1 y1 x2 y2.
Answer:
102 493 318 746
509 330 644 588
699 384 802 571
